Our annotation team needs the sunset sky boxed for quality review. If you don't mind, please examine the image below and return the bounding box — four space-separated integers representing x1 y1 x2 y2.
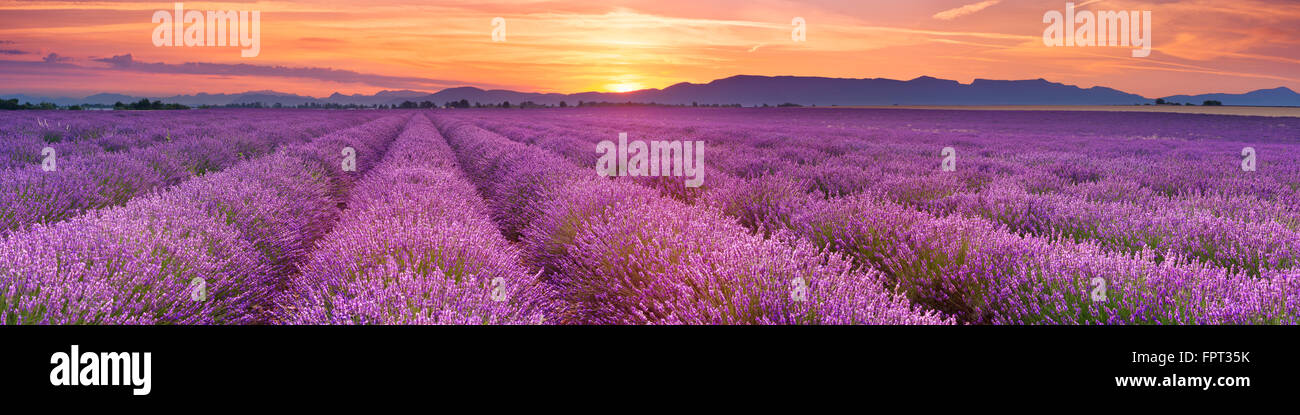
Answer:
1 0 1297 98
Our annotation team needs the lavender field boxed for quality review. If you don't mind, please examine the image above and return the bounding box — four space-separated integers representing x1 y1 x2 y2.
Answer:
1 108 1297 325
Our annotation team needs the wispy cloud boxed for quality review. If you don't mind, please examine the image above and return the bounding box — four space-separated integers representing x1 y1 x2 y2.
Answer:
933 0 1002 21
42 53 70 63
89 54 495 90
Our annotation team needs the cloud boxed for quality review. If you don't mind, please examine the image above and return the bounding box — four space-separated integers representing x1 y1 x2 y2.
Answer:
0 49 27 55
90 54 498 90
932 0 1002 21
42 53 71 63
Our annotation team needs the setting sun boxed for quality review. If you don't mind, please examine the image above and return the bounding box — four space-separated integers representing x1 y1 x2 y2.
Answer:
607 83 645 93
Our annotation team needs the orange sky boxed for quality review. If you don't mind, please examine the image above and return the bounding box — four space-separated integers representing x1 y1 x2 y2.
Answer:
1 0 1297 98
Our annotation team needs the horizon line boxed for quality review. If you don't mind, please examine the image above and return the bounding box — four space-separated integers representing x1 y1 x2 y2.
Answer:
3 73 1295 101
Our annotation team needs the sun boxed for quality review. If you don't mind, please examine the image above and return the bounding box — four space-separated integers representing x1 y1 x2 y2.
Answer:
607 82 645 93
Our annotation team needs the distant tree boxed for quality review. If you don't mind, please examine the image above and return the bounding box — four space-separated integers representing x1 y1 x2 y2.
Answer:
1203 100 1223 106
111 98 187 110
400 100 418 109
501 101 511 108
420 100 435 108
443 100 471 109
559 101 568 108
1155 98 1166 105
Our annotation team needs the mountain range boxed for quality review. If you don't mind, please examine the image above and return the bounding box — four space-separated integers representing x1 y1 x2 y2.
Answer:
5 75 1298 107
1158 87 1300 107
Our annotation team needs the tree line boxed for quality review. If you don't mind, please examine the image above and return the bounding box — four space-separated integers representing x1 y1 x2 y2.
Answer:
1 98 189 110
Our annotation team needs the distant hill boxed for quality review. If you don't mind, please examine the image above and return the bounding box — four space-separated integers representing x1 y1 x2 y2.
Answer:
322 90 432 106
6 75 1299 107
417 76 1151 106
1160 87 1300 107
613 75 1149 106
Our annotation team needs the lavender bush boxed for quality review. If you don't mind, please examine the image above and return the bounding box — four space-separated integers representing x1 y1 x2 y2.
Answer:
0 115 406 324
284 115 552 324
432 116 949 325
441 107 1299 324
3 107 1295 325
0 110 379 233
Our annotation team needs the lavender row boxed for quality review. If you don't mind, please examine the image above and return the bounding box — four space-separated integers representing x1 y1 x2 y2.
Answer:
796 195 1297 324
0 115 406 324
430 113 949 325
467 108 1300 209
282 114 552 324
450 110 1298 324
465 109 1300 278
0 110 371 171
930 180 1300 277
0 110 379 234
710 168 1298 324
